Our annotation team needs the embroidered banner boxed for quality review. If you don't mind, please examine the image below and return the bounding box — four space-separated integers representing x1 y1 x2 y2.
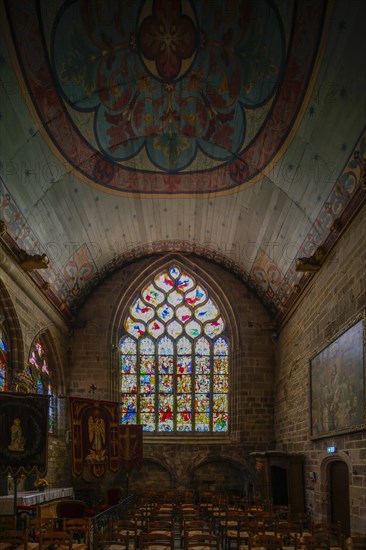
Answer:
119 425 143 472
70 397 119 478
0 392 49 476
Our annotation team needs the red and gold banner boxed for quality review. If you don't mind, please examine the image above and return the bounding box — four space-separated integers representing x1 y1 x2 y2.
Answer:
119 425 143 473
70 397 119 479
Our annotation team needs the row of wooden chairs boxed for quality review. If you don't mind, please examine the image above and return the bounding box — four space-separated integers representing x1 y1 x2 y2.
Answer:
0 530 76 550
96 530 366 550
96 496 363 550
0 516 90 550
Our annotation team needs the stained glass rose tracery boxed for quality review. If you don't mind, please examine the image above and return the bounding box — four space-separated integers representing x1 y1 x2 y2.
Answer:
120 265 229 433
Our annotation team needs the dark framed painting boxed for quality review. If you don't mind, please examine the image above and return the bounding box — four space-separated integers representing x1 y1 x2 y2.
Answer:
0 392 49 476
310 314 365 438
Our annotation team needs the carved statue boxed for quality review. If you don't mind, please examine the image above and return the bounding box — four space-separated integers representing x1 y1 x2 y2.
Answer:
10 369 37 393
8 418 25 451
295 246 325 272
18 250 49 271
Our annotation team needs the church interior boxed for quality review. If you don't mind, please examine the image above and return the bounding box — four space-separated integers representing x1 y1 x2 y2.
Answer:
0 0 365 547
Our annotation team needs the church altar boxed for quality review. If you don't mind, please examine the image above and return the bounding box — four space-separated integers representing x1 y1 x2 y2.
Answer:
0 487 74 515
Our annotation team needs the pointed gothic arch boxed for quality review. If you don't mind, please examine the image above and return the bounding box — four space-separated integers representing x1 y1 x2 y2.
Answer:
27 329 64 434
110 254 240 436
0 279 24 387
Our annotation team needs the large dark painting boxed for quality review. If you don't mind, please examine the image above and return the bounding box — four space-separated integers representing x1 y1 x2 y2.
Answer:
0 393 49 476
310 316 365 437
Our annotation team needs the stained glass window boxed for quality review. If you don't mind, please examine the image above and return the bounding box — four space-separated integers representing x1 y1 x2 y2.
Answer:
120 265 229 433
28 338 56 433
0 332 8 392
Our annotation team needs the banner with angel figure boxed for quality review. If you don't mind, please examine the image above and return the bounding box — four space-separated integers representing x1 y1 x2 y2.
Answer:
70 397 119 478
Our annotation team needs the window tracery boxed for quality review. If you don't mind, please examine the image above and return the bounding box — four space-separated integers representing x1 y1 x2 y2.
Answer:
120 265 229 433
28 338 56 433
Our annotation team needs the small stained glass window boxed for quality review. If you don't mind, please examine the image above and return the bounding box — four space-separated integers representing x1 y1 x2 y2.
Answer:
0 335 8 392
28 338 56 434
120 265 229 433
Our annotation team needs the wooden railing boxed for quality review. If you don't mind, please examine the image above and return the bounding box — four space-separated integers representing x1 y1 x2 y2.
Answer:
91 495 134 550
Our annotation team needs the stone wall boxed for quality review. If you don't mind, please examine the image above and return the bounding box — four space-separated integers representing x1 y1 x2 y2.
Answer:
2 201 364 531
71 253 275 495
0 252 70 489
275 202 366 533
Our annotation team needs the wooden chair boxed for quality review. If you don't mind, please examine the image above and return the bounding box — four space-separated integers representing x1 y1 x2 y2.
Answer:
114 518 142 548
147 519 174 536
182 520 213 549
290 513 312 535
230 520 261 550
25 517 56 547
56 501 88 519
62 518 91 550
220 509 247 547
38 530 73 549
180 508 204 527
161 490 177 506
185 531 220 550
299 534 330 549
127 507 149 533
274 506 290 521
148 509 174 524
179 490 195 504
249 533 283 549
0 530 27 550
275 521 302 548
96 530 132 550
140 530 174 549
0 517 17 532
312 523 343 550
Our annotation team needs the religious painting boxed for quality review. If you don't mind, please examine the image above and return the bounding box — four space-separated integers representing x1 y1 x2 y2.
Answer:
119 425 143 473
0 392 49 476
310 315 365 438
70 397 119 479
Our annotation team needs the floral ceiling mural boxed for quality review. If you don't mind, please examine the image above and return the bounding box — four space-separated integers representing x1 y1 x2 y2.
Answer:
5 0 325 193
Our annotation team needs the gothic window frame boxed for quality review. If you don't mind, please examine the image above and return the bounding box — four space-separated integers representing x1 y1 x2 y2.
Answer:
0 323 9 392
119 263 230 435
28 336 57 434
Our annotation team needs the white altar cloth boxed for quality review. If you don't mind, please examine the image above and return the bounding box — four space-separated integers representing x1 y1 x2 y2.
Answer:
0 487 74 514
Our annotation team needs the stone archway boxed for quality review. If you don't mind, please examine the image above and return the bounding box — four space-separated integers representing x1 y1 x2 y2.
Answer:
319 452 351 537
192 457 249 497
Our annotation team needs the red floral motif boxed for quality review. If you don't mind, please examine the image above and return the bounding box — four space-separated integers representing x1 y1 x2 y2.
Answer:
139 0 197 80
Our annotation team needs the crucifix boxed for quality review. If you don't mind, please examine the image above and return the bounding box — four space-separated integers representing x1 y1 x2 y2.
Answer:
119 428 140 496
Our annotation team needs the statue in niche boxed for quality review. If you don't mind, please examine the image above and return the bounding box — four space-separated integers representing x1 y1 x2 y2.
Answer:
8 417 25 451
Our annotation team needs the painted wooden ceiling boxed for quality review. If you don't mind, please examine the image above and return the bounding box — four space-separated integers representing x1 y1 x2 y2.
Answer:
0 0 365 321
